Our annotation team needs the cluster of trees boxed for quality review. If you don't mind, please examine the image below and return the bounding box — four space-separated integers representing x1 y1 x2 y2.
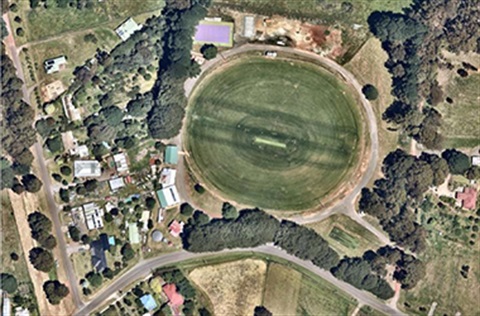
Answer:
359 150 449 252
28 211 57 250
1 48 39 188
182 208 425 299
369 0 480 149
146 0 211 139
30 0 96 10
442 148 479 179
43 280 69 305
0 273 18 294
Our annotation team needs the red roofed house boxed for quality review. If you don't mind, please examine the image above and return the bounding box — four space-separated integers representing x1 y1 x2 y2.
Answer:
456 187 478 210
163 283 184 316
168 220 184 237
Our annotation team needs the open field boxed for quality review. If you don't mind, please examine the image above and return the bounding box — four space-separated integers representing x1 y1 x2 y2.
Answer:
189 259 267 316
306 214 382 257
262 263 302 315
345 38 399 180
437 74 480 148
9 0 165 44
186 57 362 211
0 192 39 315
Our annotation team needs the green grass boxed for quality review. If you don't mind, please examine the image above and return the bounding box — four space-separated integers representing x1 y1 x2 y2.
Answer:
186 57 362 211
306 214 382 257
329 226 359 249
437 74 480 148
358 305 387 316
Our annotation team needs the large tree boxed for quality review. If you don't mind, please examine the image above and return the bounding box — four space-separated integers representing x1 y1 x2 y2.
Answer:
43 280 69 305
29 247 55 272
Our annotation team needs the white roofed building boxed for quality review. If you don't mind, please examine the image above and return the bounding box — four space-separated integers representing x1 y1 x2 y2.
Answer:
160 168 177 187
115 18 142 41
83 203 104 230
156 186 180 209
472 156 480 166
113 153 129 173
243 16 255 38
71 145 89 157
109 177 125 191
44 56 67 74
74 160 101 177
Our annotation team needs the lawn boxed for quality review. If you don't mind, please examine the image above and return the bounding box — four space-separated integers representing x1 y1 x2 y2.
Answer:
437 74 480 148
262 263 302 315
0 192 39 314
345 37 399 181
306 214 383 257
185 56 362 211
188 259 267 316
10 0 165 44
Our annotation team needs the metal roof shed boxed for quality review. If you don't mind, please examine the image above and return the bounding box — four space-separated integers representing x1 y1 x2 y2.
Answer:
164 145 178 164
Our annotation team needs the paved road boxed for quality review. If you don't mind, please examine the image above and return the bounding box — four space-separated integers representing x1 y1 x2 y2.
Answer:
74 246 405 316
182 44 388 244
2 13 83 309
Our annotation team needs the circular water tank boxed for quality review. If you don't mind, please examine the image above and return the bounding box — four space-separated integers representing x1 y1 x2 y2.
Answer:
151 230 163 242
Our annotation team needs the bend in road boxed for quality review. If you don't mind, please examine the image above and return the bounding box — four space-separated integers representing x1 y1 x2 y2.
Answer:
74 246 405 316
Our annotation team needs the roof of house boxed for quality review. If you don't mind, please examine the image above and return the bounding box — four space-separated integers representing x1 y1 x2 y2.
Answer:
162 283 184 307
99 233 110 251
168 220 184 237
90 239 107 272
83 203 104 230
243 16 255 37
109 177 125 191
113 153 129 173
115 17 142 41
70 145 89 157
194 20 234 47
128 222 140 244
140 294 158 311
164 146 179 165
44 56 67 74
74 160 101 177
456 187 478 210
472 156 480 166
160 168 177 187
156 185 180 208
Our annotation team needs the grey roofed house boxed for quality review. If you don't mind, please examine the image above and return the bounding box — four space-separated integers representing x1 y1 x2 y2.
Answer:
90 239 107 272
44 56 67 74
74 160 101 177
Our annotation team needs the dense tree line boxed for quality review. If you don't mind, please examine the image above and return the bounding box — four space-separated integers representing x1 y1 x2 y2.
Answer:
43 280 69 305
368 0 479 149
28 211 57 250
359 150 449 252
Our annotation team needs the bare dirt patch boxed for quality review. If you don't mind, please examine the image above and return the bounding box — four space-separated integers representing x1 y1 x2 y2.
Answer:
189 259 267 316
262 263 301 315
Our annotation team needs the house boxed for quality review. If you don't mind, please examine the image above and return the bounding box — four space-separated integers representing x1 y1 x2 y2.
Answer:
109 177 125 191
140 294 158 312
83 203 104 230
243 16 255 38
456 187 478 210
128 222 140 244
61 131 77 153
99 233 110 251
472 156 480 166
160 168 177 187
162 283 184 313
74 160 101 178
194 20 234 47
141 211 150 230
113 153 129 173
42 80 66 102
115 17 142 41
90 239 107 272
2 292 11 316
149 277 163 293
71 145 89 157
168 220 184 238
156 185 180 209
44 56 67 74
164 146 179 165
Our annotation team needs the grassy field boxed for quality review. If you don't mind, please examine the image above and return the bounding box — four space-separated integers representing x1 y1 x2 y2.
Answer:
262 263 302 315
186 57 362 211
358 305 387 316
0 192 39 314
345 38 399 180
437 74 480 148
189 259 267 316
9 0 165 44
306 214 383 257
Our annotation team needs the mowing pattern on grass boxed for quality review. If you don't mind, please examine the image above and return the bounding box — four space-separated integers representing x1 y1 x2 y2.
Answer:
329 226 359 249
186 57 361 210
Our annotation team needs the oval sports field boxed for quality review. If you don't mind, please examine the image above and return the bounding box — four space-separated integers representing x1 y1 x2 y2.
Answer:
185 56 363 211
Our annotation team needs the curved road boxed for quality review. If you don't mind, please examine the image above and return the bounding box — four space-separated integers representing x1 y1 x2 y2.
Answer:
181 44 387 244
75 245 404 316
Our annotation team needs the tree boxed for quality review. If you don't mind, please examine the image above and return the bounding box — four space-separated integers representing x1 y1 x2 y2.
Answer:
43 280 69 305
29 247 55 272
46 136 63 153
81 234 92 245
200 44 218 60
28 211 52 239
68 226 81 242
86 272 103 288
254 306 272 316
100 105 124 126
60 165 72 176
30 0 40 8
121 243 135 261
84 179 98 192
465 166 480 180
22 174 42 193
443 149 471 175
104 212 113 223
102 268 115 279
145 197 156 209
362 84 379 100
0 157 14 190
194 183 205 194
180 203 194 216
0 273 18 294
10 252 19 261
222 202 238 219
59 188 70 203
16 28 24 37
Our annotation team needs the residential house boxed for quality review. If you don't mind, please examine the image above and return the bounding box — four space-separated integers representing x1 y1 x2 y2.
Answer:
83 203 104 230
90 239 108 272
164 145 179 165
162 283 184 316
44 56 67 74
74 160 101 178
456 187 478 210
115 18 142 41
156 185 180 209
140 294 158 312
109 177 125 191
160 168 176 187
168 220 184 238
113 153 129 173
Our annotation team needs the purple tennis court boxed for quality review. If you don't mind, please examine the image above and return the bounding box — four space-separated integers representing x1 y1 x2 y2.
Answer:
194 21 234 47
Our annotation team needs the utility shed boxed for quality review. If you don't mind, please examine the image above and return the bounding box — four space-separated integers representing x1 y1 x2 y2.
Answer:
156 185 180 209
164 145 178 165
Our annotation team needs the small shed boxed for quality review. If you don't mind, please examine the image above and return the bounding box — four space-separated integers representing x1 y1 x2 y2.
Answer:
164 146 179 165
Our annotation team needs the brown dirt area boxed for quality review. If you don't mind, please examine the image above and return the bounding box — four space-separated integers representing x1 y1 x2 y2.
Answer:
262 263 302 315
189 259 267 316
